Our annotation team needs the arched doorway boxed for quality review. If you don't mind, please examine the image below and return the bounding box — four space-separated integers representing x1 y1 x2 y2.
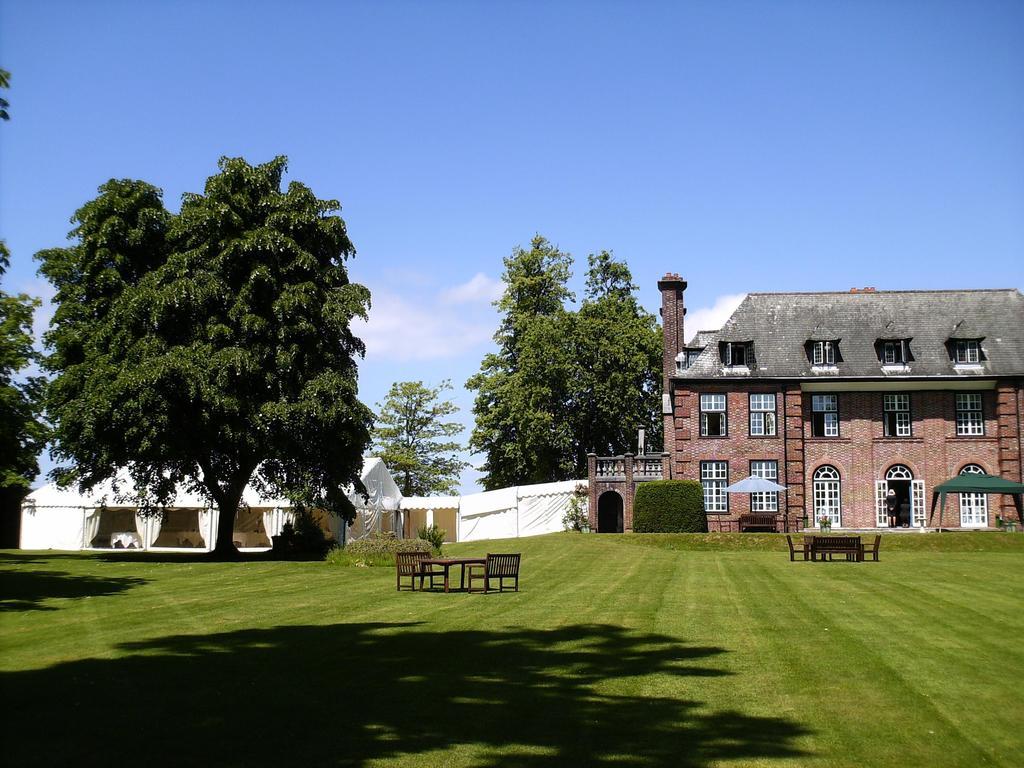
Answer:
876 464 924 528
958 464 988 528
812 465 841 529
597 491 624 533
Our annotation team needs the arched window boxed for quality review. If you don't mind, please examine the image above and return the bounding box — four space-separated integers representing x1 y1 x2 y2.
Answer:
886 464 913 480
813 465 841 528
959 464 988 528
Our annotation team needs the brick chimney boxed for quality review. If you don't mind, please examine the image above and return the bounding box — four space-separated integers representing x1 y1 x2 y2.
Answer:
657 273 687 387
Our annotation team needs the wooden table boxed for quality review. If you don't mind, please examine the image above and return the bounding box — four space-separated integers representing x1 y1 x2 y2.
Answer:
419 557 486 593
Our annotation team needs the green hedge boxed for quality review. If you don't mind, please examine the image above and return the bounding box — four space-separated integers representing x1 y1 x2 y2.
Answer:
633 480 708 533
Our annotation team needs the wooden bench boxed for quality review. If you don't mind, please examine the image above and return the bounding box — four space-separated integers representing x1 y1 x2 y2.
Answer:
467 553 521 593
860 534 881 562
810 536 862 562
739 513 780 532
395 551 443 591
786 535 810 561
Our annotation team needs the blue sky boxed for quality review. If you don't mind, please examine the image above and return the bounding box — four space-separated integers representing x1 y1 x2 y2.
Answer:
2 0 1023 492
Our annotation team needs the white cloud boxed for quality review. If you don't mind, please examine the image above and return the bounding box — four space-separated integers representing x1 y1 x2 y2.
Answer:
685 293 746 344
439 272 504 305
354 289 496 362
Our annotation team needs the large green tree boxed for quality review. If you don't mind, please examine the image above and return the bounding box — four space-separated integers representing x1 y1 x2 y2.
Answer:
467 240 661 489
372 380 468 496
0 242 47 491
467 236 577 489
571 250 662 464
37 156 373 557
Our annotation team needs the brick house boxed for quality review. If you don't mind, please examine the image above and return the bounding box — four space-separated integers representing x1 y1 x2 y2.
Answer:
588 277 1024 532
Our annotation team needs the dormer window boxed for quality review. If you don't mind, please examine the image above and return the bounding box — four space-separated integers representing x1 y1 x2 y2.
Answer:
879 339 910 365
811 340 836 366
953 339 981 364
676 348 705 372
722 342 751 367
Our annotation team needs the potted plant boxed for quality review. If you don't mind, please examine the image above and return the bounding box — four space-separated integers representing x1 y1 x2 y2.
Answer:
817 515 833 533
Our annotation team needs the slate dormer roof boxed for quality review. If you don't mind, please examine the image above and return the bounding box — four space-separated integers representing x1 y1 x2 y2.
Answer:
675 289 1024 379
689 330 718 349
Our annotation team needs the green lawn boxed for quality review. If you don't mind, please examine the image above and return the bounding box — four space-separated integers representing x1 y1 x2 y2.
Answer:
2 533 1023 767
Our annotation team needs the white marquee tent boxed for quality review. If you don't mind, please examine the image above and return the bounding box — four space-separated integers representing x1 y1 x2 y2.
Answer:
402 479 586 543
20 457 402 552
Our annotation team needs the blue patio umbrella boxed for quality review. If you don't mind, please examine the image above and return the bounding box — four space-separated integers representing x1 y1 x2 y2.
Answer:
724 476 788 493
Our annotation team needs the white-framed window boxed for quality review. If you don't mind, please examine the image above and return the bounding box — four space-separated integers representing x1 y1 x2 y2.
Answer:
886 464 913 481
811 394 839 437
749 393 777 436
750 460 779 512
881 340 907 365
700 394 727 437
954 340 981 364
883 393 911 437
813 465 841 527
701 461 728 513
723 342 750 367
955 393 984 436
959 464 988 527
812 340 836 366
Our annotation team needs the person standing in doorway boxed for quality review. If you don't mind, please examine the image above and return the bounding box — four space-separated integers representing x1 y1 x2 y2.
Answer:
885 488 899 528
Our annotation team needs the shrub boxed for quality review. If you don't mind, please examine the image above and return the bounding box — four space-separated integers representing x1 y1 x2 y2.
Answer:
562 483 590 532
271 510 333 559
326 531 436 567
632 480 708 533
417 524 446 554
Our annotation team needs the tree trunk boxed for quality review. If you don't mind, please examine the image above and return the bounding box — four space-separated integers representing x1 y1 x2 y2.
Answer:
210 484 246 561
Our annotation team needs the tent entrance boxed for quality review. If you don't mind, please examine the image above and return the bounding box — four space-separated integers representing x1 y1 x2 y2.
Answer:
88 508 142 549
233 507 272 549
152 509 208 548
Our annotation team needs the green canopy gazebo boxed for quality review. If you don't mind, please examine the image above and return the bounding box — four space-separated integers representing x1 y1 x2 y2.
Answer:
929 474 1024 528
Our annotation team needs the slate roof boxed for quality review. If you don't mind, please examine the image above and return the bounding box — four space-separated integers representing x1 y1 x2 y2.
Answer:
676 289 1024 379
687 330 719 348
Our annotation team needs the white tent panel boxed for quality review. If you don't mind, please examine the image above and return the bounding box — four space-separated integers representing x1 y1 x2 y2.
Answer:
19 506 85 550
458 487 518 542
517 480 583 538
401 495 460 511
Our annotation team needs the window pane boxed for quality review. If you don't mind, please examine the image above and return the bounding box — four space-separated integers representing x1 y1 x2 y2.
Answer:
701 394 726 411
750 412 764 436
812 395 837 412
701 461 728 512
824 412 839 437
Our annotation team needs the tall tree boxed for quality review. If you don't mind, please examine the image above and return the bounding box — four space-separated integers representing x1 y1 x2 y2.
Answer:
467 236 577 489
0 242 47 491
571 250 662 466
372 380 468 496
37 156 373 558
467 241 663 489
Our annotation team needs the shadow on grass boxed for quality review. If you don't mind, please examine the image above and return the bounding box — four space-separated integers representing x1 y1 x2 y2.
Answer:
0 569 147 612
2 622 810 767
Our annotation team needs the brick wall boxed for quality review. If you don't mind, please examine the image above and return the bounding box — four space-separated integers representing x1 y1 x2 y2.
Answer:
666 380 1018 528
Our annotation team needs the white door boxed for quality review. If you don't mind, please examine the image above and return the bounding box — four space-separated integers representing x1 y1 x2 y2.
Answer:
959 493 988 527
875 481 889 527
959 464 988 527
813 467 842 528
912 480 926 528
